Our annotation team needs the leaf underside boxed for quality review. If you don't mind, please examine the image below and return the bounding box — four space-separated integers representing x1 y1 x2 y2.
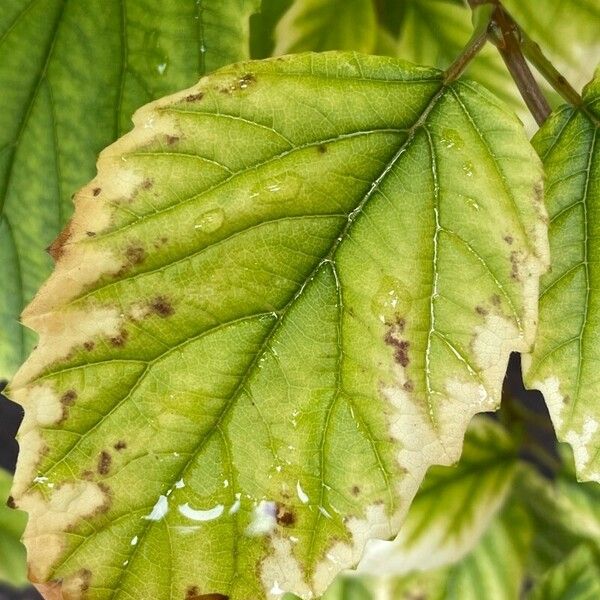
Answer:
9 53 547 599
0 0 259 377
525 69 600 483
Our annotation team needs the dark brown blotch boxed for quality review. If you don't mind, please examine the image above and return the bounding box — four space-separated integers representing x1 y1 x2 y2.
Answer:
93 187 101 196
317 144 327 154
510 251 520 281
125 245 146 265
84 341 95 351
384 331 410 367
403 380 414 392
142 179 153 190
351 485 360 497
503 234 514 245
114 440 127 451
6 496 16 509
78 568 92 593
240 73 256 86
61 390 77 406
86 231 96 237
185 586 229 600
47 220 73 262
150 296 174 317
166 135 179 145
475 305 488 316
276 504 296 527
185 92 204 102
109 329 129 347
98 451 111 475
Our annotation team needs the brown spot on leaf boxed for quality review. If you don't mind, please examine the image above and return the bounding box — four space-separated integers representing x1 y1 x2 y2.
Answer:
114 440 127 451
491 294 501 307
317 144 327 154
403 380 414 392
142 179 153 190
126 245 146 265
79 568 92 592
186 587 229 600
109 329 129 347
84 341 95 351
504 234 513 245
93 187 101 196
86 231 96 237
6 496 16 509
276 504 295 527
240 73 255 87
510 251 520 281
166 135 179 145
98 451 111 475
61 390 77 406
384 331 410 367
47 220 73 262
475 306 488 316
150 296 174 317
185 92 204 102
351 485 360 496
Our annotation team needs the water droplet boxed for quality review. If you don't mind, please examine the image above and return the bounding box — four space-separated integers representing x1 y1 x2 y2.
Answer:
130 536 138 546
462 195 480 210
223 479 229 488
246 500 277 536
462 161 475 177
371 276 412 324
194 207 224 233
440 128 464 150
144 495 169 521
179 502 224 522
229 492 241 514
175 478 185 489
296 481 309 504
251 173 302 204
318 506 333 519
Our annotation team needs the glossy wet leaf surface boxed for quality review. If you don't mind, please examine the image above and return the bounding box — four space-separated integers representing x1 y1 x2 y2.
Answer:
0 0 259 377
9 53 547 599
525 68 600 482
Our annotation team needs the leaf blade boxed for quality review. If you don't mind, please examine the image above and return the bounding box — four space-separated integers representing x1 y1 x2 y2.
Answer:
9 53 547 599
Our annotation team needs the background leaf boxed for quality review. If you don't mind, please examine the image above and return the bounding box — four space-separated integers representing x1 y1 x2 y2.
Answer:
274 0 378 54
529 545 600 600
0 0 260 378
0 468 27 589
525 68 600 482
8 53 546 599
357 417 518 576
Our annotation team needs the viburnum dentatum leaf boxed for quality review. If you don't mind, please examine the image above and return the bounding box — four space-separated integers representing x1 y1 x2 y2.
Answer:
9 53 547 599
525 68 600 483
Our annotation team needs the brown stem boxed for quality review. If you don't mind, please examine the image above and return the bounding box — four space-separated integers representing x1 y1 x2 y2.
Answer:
486 2 551 125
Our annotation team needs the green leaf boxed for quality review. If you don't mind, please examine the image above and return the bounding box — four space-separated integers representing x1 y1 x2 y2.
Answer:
0 468 27 588
529 545 600 600
251 0 294 59
0 0 259 378
516 448 600 576
386 498 532 600
524 68 600 482
274 0 377 54
357 417 518 575
9 53 547 599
